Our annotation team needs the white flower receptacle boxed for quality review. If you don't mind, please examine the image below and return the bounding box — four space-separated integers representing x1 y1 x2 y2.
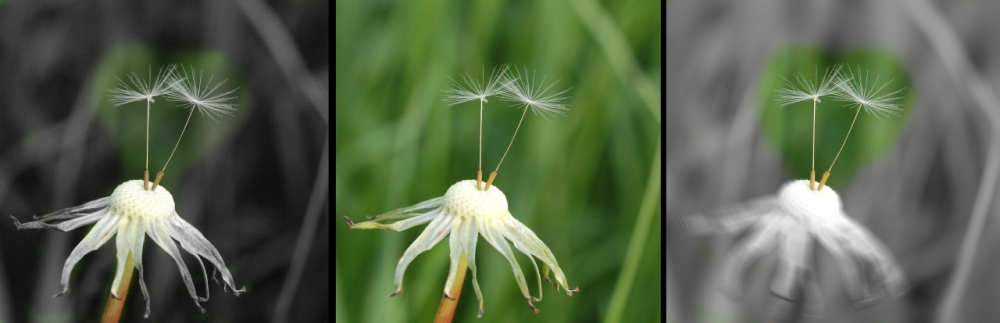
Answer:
443 180 509 221
111 180 176 220
777 180 844 225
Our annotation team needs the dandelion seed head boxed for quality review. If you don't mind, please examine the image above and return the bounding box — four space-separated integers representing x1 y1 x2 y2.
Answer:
444 65 514 106
109 65 182 107
166 66 239 121
775 64 847 107
832 66 905 120
500 66 571 120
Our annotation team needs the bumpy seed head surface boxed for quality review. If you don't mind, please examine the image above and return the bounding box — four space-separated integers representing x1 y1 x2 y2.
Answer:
110 180 176 220
777 179 843 220
443 180 509 220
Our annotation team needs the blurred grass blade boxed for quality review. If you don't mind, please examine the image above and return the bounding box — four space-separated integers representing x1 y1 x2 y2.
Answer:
567 0 660 124
604 139 660 323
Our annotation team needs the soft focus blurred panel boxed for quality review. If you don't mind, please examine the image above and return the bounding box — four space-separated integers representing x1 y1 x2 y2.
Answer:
668 0 1000 322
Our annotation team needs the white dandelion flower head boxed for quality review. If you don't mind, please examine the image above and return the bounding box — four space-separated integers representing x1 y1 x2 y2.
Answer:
166 66 239 121
11 180 245 318
775 64 848 106
344 180 577 317
444 64 516 106
109 64 183 106
499 66 572 120
682 180 907 315
832 66 905 120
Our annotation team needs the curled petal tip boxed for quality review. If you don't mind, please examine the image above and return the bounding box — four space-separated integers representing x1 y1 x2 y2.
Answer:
9 216 20 228
233 286 247 296
343 215 355 228
477 310 483 318
387 289 402 298
526 298 539 313
567 286 580 296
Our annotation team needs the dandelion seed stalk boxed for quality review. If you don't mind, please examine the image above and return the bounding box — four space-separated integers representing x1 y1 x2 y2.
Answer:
152 107 195 191
101 253 134 323
144 98 151 191
434 253 467 323
819 103 862 191
810 98 817 191
485 105 528 191
477 98 484 191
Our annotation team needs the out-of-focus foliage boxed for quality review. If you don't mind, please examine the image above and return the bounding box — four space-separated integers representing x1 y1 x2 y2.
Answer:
757 46 914 190
335 0 661 322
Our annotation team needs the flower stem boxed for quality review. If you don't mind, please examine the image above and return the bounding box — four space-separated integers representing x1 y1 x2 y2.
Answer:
810 99 817 190
144 99 151 191
819 105 862 190
485 106 528 190
477 99 484 191
153 107 195 191
434 253 467 323
101 253 134 323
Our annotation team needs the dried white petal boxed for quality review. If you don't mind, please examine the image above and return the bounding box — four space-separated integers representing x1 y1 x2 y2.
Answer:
59 213 120 296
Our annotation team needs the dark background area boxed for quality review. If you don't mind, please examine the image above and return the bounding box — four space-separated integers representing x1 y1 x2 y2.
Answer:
0 0 329 322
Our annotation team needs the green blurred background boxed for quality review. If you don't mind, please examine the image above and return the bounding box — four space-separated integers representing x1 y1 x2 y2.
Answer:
335 0 661 322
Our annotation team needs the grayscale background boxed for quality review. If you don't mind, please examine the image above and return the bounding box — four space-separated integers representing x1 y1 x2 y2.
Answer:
0 0 329 322
667 0 1000 322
